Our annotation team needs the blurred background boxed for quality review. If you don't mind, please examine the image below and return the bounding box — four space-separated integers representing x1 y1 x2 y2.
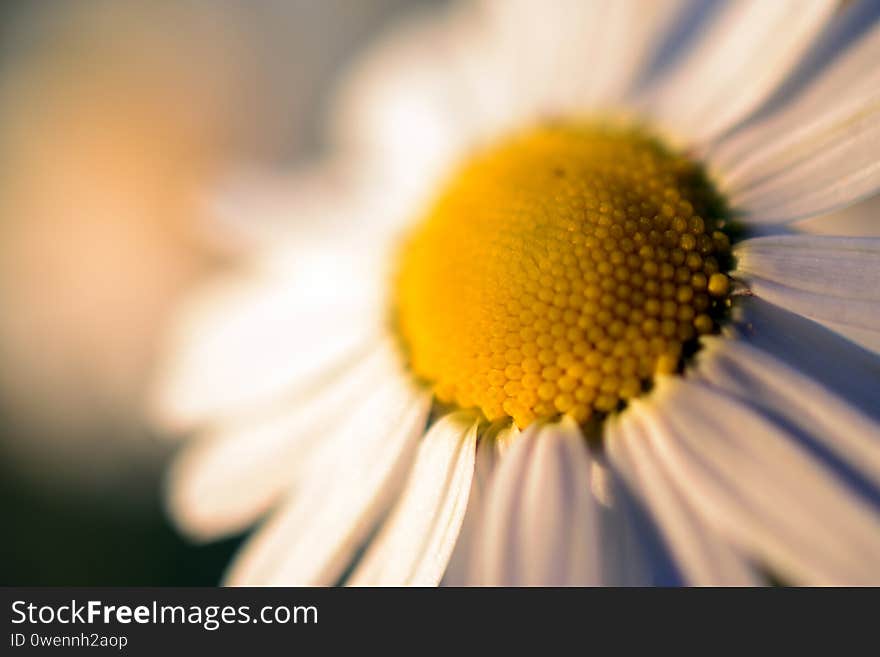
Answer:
0 0 429 585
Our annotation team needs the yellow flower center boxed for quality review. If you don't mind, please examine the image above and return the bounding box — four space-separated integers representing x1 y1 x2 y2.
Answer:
394 123 732 429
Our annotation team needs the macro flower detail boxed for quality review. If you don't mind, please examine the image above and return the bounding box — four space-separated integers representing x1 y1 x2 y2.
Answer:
157 0 880 587
395 123 732 428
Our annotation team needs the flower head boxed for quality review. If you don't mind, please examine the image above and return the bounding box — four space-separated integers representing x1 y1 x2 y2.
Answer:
157 0 880 586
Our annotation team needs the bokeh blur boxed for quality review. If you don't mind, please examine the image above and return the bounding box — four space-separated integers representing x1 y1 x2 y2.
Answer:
0 0 427 585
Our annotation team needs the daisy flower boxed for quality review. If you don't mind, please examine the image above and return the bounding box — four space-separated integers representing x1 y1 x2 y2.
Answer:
156 0 880 586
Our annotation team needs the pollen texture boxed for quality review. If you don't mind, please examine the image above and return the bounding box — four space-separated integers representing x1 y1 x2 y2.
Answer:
394 123 732 429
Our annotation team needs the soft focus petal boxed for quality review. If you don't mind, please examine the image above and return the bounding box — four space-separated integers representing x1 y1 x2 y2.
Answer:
641 0 836 144
727 296 880 413
734 235 880 331
349 412 478 586
710 21 880 222
804 319 880 354
606 412 761 586
471 418 601 586
224 375 430 585
165 341 398 540
154 243 383 430
331 0 684 232
644 378 880 585
474 0 684 119
794 193 880 237
202 161 385 251
330 3 487 232
441 423 513 586
591 453 683 586
696 337 880 493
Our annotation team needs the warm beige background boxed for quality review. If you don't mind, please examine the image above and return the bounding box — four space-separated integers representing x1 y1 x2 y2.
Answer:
0 0 429 584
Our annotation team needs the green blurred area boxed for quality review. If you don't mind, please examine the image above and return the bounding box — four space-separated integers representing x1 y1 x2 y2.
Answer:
0 450 241 586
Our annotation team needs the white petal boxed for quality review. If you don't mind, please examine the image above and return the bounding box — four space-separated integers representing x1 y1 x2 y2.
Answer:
734 235 880 330
710 21 880 222
726 296 880 414
695 337 880 493
808 318 880 354
591 451 681 586
224 375 431 586
165 342 399 540
794 193 880 238
330 4 486 230
348 413 479 586
476 0 684 118
442 423 511 586
472 418 601 586
201 161 376 251
606 412 761 586
737 274 879 333
642 378 880 584
331 0 683 229
641 0 835 143
153 244 383 430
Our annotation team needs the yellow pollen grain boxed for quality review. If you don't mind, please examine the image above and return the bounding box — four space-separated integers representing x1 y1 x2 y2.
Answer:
394 123 731 429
